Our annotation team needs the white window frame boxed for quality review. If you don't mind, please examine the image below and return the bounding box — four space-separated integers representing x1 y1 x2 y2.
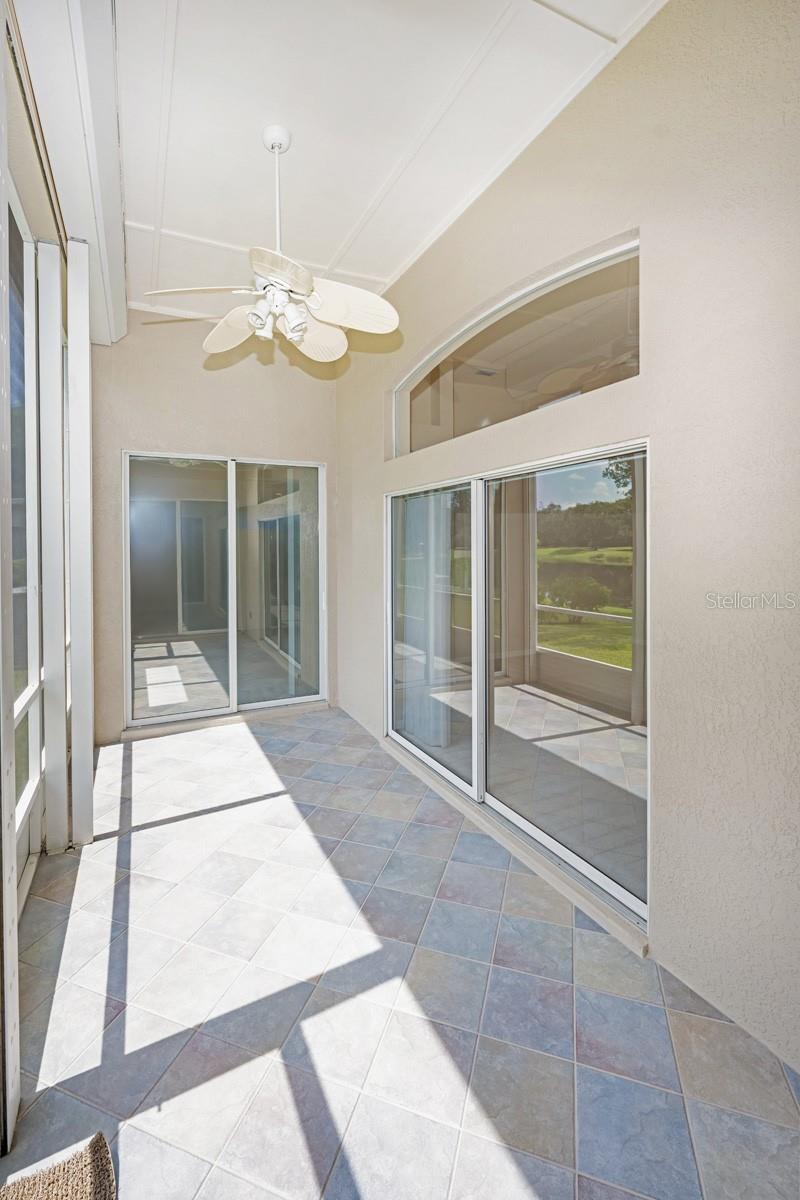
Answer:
7 186 44 896
392 235 640 458
123 453 328 728
385 438 650 924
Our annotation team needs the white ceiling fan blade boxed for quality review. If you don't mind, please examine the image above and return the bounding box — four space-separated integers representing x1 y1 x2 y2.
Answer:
144 285 254 297
309 278 399 334
536 366 593 395
277 313 348 363
202 306 254 354
249 247 314 295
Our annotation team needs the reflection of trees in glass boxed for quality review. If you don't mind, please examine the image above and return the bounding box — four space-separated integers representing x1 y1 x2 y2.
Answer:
547 574 611 619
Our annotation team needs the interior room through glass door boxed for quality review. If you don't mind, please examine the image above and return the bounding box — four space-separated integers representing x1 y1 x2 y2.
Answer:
235 462 321 705
485 450 647 911
129 456 230 720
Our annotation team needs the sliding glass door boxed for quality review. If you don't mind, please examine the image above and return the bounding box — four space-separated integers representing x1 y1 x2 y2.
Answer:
388 448 648 916
391 485 473 788
129 457 230 721
236 462 320 705
127 456 324 724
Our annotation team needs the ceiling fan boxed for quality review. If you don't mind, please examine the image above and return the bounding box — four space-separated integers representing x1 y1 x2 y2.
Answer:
144 125 399 363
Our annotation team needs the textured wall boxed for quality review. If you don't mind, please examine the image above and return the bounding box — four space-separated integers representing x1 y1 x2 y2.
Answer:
91 308 338 744
334 0 800 1065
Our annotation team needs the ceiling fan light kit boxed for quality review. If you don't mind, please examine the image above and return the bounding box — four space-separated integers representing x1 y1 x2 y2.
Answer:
144 124 399 364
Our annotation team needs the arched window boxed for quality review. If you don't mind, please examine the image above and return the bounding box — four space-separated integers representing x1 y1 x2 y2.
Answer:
394 243 639 456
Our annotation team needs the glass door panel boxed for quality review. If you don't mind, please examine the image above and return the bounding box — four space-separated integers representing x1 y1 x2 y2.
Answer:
235 462 320 705
391 485 473 786
486 452 647 908
129 456 230 719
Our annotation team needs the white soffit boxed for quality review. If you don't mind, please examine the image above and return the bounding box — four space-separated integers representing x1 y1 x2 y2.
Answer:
12 0 127 344
119 0 667 320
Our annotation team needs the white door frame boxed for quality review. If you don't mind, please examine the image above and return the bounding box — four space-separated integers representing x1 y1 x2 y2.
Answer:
385 439 650 923
123 453 327 728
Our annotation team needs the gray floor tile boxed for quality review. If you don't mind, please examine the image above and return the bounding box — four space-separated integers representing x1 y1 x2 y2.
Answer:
282 986 390 1087
465 1035 575 1166
235 861 316 910
59 1004 192 1118
669 1010 799 1127
196 1168 283 1199
658 965 729 1020
576 1065 701 1200
574 928 661 1004
319 929 414 1007
114 1123 211 1200
134 944 243 1027
254 913 345 982
345 814 406 850
687 1098 800 1200
21 981 125 1084
291 875 370 927
220 1061 358 1199
494 914 573 982
452 1133 574 1200
304 808 359 839
82 872 175 925
20 910 126 981
437 861 506 910
419 900 499 963
397 823 457 860
412 795 464 830
577 1179 641 1200
268 831 339 870
576 987 680 1090
18 897 70 953
18 962 62 1020
503 872 573 926
354 886 432 943
327 841 391 884
204 963 313 1055
133 1032 268 1160
133 882 227 941
375 851 445 898
452 831 511 870
395 947 489 1032
324 1093 458 1200
72 926 182 1002
191 898 283 960
364 1009 475 1124
366 790 420 821
482 966 574 1058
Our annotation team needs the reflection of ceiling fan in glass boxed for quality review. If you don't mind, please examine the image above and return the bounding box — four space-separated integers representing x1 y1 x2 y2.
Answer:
145 125 399 363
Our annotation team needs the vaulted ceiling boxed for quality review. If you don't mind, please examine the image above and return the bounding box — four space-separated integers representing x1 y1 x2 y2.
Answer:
117 0 667 321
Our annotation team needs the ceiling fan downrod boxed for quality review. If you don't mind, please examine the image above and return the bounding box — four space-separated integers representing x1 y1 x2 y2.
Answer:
262 124 292 255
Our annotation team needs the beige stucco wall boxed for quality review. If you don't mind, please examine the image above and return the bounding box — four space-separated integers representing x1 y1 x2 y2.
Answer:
91 308 338 744
334 0 800 1065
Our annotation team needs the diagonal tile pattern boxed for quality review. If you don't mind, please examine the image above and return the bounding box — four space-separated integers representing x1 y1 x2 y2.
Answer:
2 705 798 1200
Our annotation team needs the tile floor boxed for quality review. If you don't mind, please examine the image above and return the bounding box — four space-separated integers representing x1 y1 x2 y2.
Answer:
133 632 317 719
3 706 798 1199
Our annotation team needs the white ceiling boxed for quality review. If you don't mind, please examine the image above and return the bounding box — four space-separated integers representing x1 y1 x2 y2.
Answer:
117 0 666 321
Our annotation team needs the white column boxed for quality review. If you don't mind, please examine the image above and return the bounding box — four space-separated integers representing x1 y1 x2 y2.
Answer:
38 242 69 852
67 239 94 845
0 5 23 1144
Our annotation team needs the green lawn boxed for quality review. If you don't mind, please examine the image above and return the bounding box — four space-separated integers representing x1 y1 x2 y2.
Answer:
537 545 632 566
537 612 632 668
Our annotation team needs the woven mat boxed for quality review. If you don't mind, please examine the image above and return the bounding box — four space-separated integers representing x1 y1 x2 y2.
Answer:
0 1133 115 1199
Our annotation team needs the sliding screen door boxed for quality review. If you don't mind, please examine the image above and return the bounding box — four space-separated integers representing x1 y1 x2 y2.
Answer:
486 451 647 910
235 462 320 705
129 457 230 720
390 485 473 786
